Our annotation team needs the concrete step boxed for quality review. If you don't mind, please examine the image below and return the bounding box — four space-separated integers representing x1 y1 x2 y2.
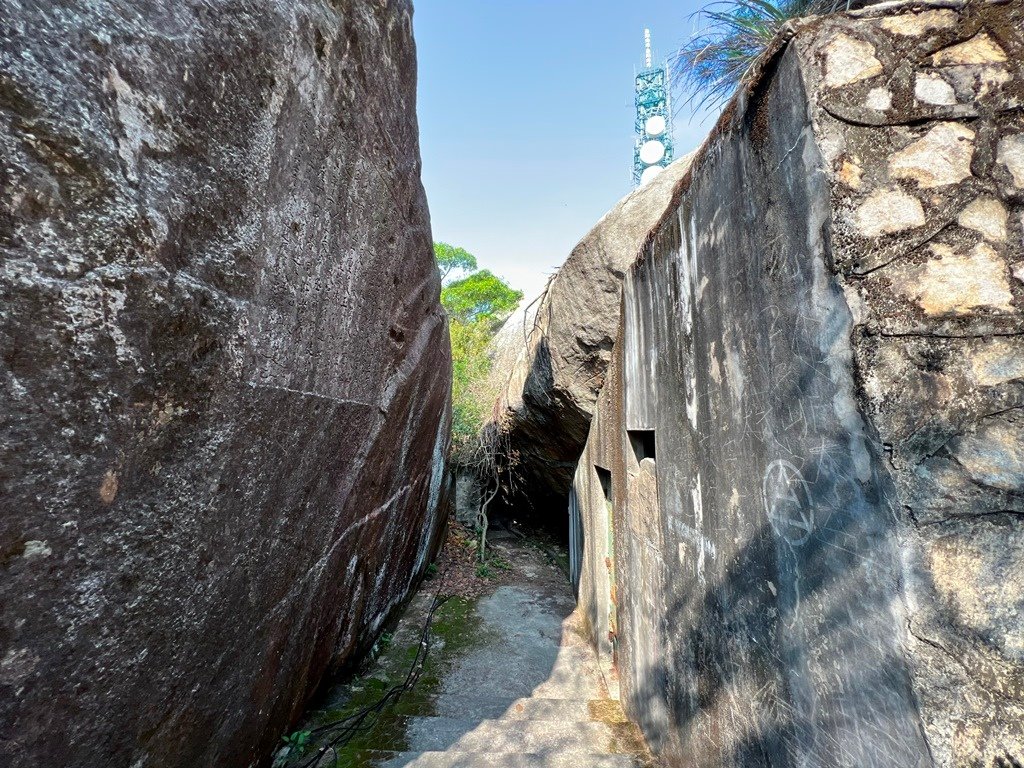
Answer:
337 750 642 768
390 695 624 722
355 714 627 754
432 643 604 702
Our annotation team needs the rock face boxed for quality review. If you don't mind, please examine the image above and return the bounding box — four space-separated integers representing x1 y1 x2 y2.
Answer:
490 156 693 522
0 2 450 767
571 3 1023 767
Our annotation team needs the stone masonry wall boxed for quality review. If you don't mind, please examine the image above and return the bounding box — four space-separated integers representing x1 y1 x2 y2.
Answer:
572 3 1023 766
0 2 450 766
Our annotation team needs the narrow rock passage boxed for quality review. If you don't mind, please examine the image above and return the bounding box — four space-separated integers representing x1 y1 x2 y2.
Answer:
280 531 651 768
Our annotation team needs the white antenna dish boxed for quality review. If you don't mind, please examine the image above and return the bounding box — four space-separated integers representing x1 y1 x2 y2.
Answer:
645 115 666 137
644 29 652 68
640 165 663 185
639 139 666 166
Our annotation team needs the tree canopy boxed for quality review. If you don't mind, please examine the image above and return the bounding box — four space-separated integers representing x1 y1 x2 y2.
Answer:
441 270 523 326
433 242 478 282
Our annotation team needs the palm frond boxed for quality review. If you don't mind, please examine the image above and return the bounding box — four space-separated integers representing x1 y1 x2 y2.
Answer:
672 0 851 111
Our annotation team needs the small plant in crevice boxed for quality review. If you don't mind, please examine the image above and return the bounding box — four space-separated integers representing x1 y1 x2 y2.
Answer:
473 552 511 580
280 730 311 756
425 562 439 579
367 630 394 663
489 555 512 572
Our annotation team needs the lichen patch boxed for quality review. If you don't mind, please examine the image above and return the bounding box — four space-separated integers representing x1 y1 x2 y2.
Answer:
0 648 40 687
99 470 119 505
22 540 52 559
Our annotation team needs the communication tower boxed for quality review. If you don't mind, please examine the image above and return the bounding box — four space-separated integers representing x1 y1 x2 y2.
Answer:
633 29 674 186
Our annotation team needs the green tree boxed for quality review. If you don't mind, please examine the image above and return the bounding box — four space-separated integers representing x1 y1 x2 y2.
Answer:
434 246 523 458
441 270 523 326
433 242 478 282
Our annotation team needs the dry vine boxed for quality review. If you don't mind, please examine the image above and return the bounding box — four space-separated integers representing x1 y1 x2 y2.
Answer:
460 413 519 562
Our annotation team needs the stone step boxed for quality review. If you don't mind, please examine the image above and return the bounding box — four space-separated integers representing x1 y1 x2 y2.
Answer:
337 750 642 768
390 695 625 722
353 714 627 754
409 648 603 703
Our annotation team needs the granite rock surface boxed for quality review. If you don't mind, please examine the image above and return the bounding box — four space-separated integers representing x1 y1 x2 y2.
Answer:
0 1 450 766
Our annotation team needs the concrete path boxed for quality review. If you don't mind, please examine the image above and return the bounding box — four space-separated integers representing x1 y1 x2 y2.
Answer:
279 532 651 768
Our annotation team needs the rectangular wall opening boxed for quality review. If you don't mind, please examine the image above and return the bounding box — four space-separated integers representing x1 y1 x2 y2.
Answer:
628 429 656 463
595 465 612 502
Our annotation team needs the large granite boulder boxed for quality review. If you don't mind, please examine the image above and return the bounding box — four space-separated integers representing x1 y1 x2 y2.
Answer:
489 156 694 521
0 2 450 767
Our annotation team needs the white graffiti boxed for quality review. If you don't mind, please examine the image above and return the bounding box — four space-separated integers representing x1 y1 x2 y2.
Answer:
762 459 814 546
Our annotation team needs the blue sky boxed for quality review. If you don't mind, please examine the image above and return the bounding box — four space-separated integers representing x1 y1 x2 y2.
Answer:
414 0 716 300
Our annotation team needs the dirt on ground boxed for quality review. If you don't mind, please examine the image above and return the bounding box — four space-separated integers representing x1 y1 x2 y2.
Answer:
428 524 509 600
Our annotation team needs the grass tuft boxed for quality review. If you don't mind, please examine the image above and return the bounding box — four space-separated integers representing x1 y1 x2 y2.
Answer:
673 0 854 110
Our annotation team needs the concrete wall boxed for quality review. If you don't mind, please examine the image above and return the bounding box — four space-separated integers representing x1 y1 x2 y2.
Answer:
573 4 1023 766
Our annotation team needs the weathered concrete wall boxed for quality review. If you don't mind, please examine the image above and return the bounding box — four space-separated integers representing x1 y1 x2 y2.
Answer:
0 2 450 767
573 3 1023 766
453 467 481 527
489 156 694 522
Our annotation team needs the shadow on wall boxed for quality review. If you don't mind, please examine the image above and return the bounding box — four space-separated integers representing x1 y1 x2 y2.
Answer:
575 383 934 767
495 336 591 535
626 518 929 767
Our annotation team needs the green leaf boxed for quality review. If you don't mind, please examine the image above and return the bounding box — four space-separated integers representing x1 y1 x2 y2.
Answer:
673 0 850 109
